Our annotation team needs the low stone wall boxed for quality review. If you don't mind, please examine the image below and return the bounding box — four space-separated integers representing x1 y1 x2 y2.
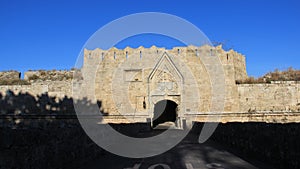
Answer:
0 84 48 97
199 122 300 169
0 69 79 99
238 83 300 112
0 91 74 115
23 69 82 82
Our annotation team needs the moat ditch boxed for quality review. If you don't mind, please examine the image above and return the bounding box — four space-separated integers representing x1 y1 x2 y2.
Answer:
0 117 299 169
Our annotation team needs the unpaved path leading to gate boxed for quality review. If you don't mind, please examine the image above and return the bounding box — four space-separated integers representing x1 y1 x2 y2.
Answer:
82 130 272 169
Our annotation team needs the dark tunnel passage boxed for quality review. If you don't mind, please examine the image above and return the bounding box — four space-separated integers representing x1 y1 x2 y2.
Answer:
152 100 177 127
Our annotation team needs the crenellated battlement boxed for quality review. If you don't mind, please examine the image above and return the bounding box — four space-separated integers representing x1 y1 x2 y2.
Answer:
83 45 248 81
84 45 244 59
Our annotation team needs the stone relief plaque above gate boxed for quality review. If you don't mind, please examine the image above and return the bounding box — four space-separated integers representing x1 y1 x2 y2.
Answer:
148 52 183 97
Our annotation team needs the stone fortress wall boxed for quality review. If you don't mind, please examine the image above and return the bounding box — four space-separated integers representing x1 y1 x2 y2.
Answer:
0 45 299 124
81 45 248 110
0 70 73 99
0 71 20 80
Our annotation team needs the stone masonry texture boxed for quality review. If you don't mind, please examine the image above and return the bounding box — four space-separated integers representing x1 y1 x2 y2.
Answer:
0 45 299 125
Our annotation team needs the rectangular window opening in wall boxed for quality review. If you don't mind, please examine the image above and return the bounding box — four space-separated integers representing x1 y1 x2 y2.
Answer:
124 69 143 82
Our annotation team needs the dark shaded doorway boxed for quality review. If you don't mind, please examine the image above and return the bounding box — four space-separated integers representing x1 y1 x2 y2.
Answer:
153 100 177 127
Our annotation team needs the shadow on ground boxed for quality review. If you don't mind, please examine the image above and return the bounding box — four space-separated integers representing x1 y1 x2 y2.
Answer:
0 92 299 169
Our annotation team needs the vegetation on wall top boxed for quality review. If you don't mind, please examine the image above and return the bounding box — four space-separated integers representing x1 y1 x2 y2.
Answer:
236 67 300 84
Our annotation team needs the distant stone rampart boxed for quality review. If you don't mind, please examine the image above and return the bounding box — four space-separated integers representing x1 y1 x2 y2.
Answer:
24 70 74 82
0 71 20 80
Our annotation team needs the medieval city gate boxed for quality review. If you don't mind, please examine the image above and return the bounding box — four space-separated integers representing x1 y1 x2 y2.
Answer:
148 53 184 128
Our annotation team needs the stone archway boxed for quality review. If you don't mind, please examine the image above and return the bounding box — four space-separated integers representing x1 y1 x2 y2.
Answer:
147 52 184 128
152 100 178 128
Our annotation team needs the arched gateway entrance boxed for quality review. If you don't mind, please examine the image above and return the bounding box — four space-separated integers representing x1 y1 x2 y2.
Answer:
147 53 183 129
153 100 178 127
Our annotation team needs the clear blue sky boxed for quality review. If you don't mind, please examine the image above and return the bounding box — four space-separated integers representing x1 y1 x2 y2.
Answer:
1 0 300 77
